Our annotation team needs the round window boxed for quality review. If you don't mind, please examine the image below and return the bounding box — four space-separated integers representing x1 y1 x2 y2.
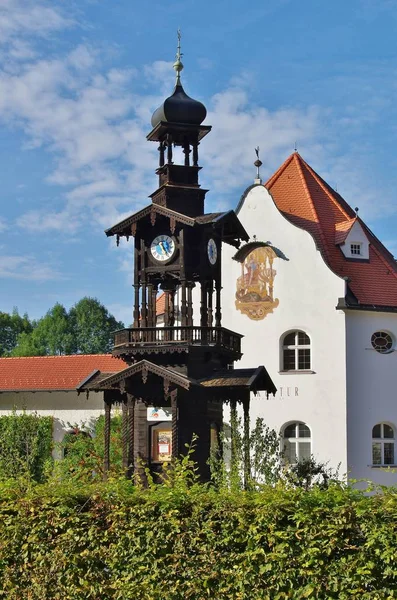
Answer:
371 331 393 354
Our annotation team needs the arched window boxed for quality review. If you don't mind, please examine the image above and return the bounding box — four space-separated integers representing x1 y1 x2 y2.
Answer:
372 423 395 466
282 331 311 371
282 422 311 464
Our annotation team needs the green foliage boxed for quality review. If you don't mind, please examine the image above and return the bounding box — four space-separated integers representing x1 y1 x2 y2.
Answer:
0 410 52 482
12 303 74 356
55 414 123 481
7 296 124 356
1 478 397 599
68 297 124 354
0 308 32 356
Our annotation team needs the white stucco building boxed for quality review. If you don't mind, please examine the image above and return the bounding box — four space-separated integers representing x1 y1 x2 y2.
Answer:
1 151 397 484
221 152 397 484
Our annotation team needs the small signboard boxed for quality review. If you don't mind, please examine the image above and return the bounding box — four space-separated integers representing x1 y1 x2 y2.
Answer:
147 406 172 422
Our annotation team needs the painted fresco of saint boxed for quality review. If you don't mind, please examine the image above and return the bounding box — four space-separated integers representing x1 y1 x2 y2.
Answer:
235 245 279 320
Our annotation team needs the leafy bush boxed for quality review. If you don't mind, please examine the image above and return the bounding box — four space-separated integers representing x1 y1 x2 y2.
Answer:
56 414 123 481
0 411 52 482
1 478 397 599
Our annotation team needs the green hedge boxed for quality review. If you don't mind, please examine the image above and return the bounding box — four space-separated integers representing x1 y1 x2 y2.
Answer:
1 481 397 599
0 412 52 482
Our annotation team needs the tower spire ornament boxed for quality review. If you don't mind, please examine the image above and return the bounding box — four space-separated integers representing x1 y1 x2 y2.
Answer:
254 146 262 184
173 29 184 85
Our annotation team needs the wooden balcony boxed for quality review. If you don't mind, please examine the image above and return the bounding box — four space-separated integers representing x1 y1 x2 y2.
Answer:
113 326 242 356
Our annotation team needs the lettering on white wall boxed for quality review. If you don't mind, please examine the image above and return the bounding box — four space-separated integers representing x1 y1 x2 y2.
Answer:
257 387 299 401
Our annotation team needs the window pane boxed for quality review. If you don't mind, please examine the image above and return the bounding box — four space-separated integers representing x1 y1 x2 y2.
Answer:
372 443 381 465
283 349 295 370
384 424 394 439
298 424 311 438
284 440 296 463
299 442 311 461
284 332 296 346
284 424 296 438
298 332 310 345
298 349 311 370
384 443 394 465
372 424 381 439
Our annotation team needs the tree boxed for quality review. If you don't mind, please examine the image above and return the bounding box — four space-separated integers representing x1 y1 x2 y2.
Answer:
68 297 124 354
0 309 32 356
9 297 124 356
12 303 73 356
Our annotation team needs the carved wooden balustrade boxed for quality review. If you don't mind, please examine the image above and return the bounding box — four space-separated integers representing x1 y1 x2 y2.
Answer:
113 326 242 355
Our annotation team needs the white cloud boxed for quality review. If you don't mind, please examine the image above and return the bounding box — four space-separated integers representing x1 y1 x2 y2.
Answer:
0 217 6 232
0 0 392 243
202 87 325 202
0 0 73 41
0 255 62 281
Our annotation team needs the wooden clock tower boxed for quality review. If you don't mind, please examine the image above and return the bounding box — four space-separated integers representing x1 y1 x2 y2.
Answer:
81 34 276 483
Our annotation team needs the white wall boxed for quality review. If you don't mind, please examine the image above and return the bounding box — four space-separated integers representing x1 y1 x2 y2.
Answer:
346 310 397 484
0 390 105 454
221 185 348 474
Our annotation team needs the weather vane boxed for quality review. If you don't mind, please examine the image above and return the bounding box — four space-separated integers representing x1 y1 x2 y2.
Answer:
173 29 184 85
254 146 262 181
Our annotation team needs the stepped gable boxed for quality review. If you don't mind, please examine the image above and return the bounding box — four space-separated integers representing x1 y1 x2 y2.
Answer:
0 354 126 391
265 152 397 308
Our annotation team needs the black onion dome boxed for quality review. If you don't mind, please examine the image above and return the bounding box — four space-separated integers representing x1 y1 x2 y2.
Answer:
151 82 207 128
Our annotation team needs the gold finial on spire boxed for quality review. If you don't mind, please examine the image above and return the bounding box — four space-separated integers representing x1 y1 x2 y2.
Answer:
173 29 184 85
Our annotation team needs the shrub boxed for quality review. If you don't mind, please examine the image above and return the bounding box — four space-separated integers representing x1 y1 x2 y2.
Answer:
0 479 397 599
0 410 52 482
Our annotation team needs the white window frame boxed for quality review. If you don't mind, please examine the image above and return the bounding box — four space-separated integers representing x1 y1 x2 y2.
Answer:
372 423 395 466
281 331 311 371
350 243 362 256
282 422 311 465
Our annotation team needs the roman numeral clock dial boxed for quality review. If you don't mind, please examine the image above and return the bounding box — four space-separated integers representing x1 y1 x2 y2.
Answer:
150 234 176 263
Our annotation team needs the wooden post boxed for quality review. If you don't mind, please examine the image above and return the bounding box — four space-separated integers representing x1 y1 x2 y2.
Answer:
187 283 194 327
230 399 238 487
140 238 147 328
159 141 165 167
215 280 222 327
122 397 128 472
169 289 176 327
200 281 208 327
181 281 187 330
104 397 111 479
166 133 173 164
147 283 154 328
171 391 179 459
151 284 158 327
133 238 140 327
243 396 250 490
127 394 135 479
192 142 199 166
207 281 213 328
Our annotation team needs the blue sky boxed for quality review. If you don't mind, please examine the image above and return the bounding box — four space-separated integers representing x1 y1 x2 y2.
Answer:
1 0 397 325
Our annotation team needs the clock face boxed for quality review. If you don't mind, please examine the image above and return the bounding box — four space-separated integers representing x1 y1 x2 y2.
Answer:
207 238 218 265
150 235 176 262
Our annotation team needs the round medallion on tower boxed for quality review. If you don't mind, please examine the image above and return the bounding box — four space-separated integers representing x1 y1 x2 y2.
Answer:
151 30 207 128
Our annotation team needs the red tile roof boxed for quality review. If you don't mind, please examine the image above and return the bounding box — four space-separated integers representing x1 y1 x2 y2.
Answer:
265 152 397 307
156 292 166 316
0 354 126 391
